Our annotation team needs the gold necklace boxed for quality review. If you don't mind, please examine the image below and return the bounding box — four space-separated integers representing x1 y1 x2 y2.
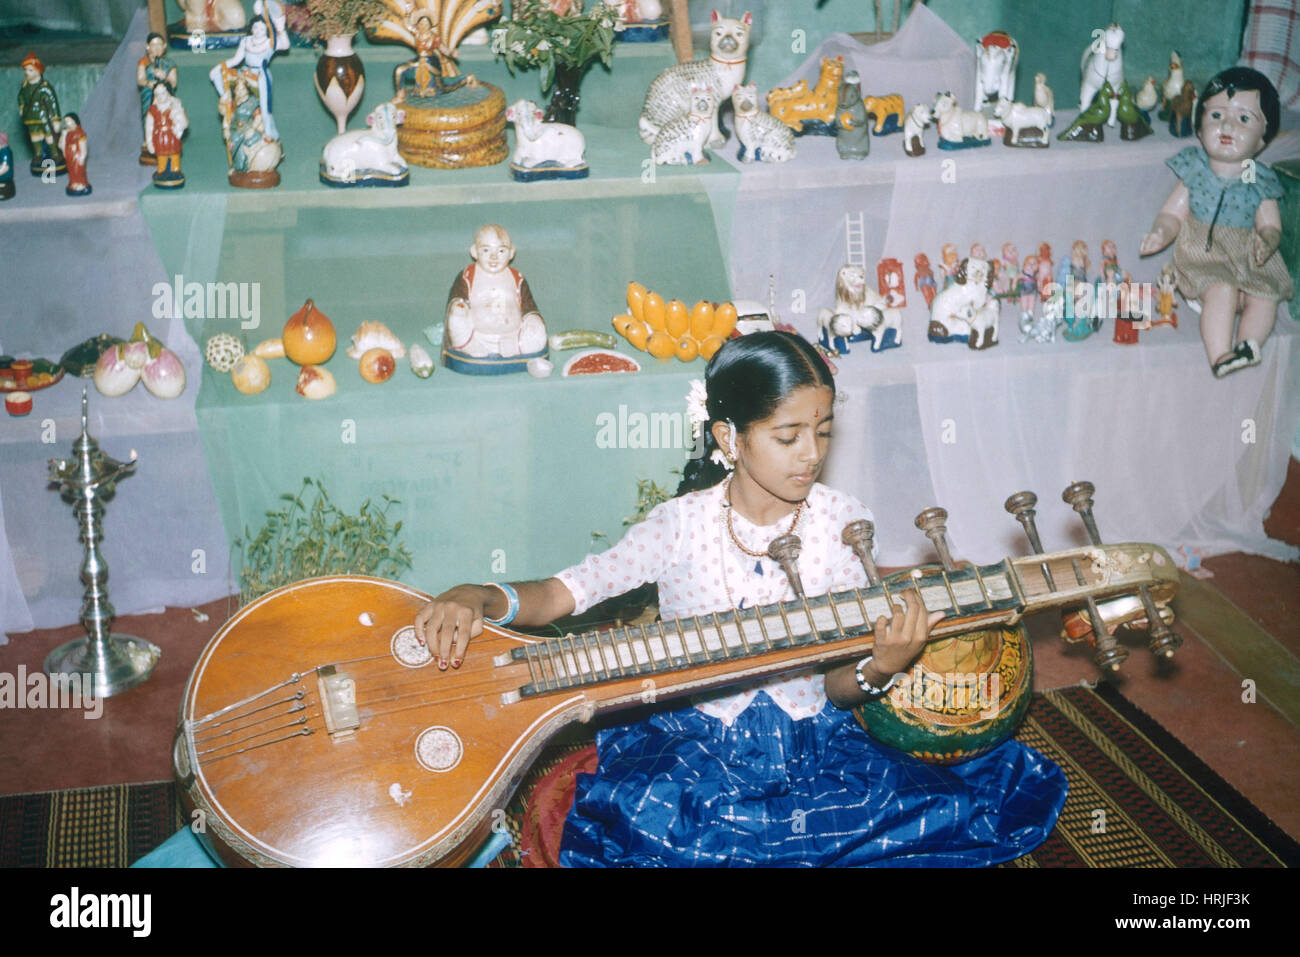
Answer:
722 478 804 558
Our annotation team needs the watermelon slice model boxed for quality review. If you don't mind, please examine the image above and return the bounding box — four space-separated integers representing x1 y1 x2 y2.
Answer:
561 349 642 376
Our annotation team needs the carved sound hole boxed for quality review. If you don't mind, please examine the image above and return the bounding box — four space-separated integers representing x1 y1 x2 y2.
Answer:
391 626 432 668
415 726 463 773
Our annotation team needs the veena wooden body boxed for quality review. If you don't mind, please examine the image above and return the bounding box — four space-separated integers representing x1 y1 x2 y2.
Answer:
175 541 1179 867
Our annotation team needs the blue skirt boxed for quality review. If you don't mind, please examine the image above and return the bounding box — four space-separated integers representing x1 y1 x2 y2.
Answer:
559 693 1067 867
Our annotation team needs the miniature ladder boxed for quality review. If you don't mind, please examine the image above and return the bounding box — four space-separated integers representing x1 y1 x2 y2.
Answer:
845 213 867 268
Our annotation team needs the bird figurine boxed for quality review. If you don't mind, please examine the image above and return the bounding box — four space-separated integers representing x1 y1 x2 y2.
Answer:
1160 51 1184 119
1135 75 1158 119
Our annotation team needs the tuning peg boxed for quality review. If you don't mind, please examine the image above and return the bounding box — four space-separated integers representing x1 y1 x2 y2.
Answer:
1139 592 1182 659
914 506 957 571
1062 480 1103 545
841 520 882 586
1005 490 1056 591
767 533 806 600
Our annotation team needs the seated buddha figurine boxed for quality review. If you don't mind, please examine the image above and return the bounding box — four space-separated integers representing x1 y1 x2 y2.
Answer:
443 224 548 374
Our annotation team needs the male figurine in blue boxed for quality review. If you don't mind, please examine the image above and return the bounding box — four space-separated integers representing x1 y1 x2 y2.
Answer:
0 133 14 200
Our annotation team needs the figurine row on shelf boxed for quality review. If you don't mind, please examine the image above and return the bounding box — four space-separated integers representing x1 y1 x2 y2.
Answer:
0 5 1228 197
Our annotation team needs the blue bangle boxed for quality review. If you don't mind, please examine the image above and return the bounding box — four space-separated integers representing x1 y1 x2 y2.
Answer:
483 582 519 626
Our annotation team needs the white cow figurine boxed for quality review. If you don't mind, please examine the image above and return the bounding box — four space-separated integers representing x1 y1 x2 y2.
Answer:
320 102 408 188
506 99 588 180
994 98 1052 146
933 92 990 149
974 31 1018 112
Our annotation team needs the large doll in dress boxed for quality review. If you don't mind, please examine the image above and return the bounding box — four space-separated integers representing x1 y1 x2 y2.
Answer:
1140 67 1291 377
415 331 1067 867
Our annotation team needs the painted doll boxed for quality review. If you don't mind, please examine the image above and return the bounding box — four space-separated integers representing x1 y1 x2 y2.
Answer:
1153 263 1178 328
913 253 938 307
998 243 1019 301
939 243 960 289
1140 68 1290 376
145 82 188 189
0 133 13 200
1017 255 1039 321
137 32 177 164
58 113 90 196
16 52 63 175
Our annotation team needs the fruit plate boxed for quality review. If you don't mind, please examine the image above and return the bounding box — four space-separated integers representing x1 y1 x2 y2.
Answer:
59 333 125 378
0 357 66 392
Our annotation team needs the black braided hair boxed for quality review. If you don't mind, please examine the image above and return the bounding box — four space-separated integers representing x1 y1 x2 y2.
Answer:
676 331 834 496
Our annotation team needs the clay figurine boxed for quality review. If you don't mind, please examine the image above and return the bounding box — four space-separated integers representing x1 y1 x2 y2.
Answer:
443 224 549 374
144 82 188 189
1115 82 1152 140
1167 81 1196 138
212 7 289 143
1135 76 1158 121
939 243 961 289
903 102 931 156
1153 263 1178 328
913 253 938 306
138 32 178 164
861 93 905 134
817 264 900 353
612 1 669 42
320 102 409 187
997 243 1019 301
0 133 12 199
879 258 906 308
394 13 472 99
1016 254 1039 318
505 98 588 179
974 30 1018 113
767 54 843 136
1058 81 1113 142
641 10 751 150
1080 23 1125 125
59 113 90 196
834 72 869 159
16 53 64 176
171 0 248 50
932 92 990 149
650 84 715 165
374 1 506 169
995 97 1051 147
1033 73 1054 122
930 258 997 349
1139 68 1291 377
213 66 282 188
1160 51 1184 119
732 83 795 163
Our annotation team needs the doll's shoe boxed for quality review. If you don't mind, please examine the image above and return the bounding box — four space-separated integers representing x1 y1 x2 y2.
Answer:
1212 339 1262 378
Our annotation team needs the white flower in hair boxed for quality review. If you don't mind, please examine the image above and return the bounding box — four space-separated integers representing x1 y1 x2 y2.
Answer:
685 379 709 440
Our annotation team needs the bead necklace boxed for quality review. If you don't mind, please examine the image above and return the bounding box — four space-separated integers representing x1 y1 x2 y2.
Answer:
722 477 804 558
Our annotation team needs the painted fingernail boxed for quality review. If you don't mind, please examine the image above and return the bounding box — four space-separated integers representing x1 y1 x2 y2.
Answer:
451 657 462 669
438 658 447 670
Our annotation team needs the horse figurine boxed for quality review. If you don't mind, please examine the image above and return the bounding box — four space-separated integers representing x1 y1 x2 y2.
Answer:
1079 23 1125 126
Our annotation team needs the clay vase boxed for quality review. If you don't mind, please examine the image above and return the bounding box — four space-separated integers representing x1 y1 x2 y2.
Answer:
314 35 365 135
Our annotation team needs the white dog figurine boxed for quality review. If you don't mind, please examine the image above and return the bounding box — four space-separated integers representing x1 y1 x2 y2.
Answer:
929 257 998 349
903 102 932 156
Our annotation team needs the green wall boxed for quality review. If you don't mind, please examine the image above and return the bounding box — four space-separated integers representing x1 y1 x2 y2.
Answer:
734 0 1246 106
